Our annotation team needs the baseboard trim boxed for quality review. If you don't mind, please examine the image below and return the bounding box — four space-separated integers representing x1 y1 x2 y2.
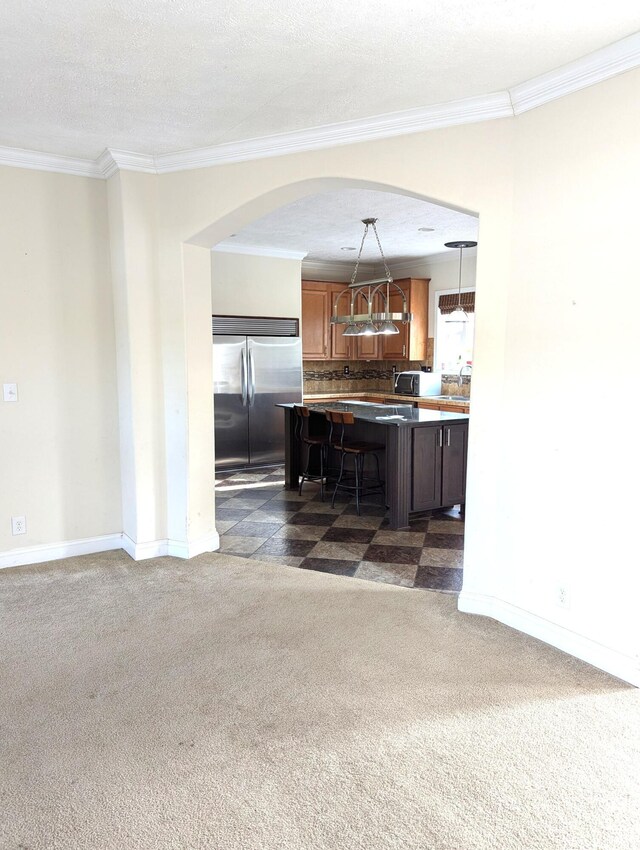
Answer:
0 534 124 569
168 531 220 559
122 531 220 561
121 534 167 561
1 529 221 569
458 591 640 688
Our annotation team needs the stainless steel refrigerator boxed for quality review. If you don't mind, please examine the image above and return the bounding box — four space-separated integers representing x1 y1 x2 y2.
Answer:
213 328 302 470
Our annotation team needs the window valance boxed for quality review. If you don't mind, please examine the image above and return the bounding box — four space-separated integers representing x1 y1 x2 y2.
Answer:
438 291 475 315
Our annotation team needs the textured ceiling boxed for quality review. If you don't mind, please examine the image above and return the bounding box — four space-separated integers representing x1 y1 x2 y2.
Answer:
220 189 478 263
1 0 639 158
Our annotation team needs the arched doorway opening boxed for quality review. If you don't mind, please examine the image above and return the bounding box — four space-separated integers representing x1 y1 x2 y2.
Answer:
184 177 479 596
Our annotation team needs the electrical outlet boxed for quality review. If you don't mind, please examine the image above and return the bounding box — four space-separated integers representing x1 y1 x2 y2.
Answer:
557 585 570 609
3 383 18 402
343 366 349 376
11 516 26 535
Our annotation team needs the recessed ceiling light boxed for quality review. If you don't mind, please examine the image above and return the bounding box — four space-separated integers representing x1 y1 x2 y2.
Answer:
418 227 435 232
341 246 356 251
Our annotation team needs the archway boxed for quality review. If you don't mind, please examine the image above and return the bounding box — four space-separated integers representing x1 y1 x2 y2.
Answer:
186 177 478 250
180 176 479 593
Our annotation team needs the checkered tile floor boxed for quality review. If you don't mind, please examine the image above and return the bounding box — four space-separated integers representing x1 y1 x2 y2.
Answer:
215 466 464 593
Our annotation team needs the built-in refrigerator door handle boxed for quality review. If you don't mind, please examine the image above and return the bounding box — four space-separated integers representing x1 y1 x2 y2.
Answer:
241 347 248 406
248 348 256 406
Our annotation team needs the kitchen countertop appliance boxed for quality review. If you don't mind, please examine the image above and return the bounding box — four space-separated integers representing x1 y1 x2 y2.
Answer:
394 370 441 397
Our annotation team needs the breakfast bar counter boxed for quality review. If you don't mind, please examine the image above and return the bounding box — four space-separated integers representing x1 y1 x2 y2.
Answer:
278 401 469 529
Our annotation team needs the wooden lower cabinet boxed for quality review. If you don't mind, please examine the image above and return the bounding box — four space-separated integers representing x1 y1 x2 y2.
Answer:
411 422 468 511
416 399 470 414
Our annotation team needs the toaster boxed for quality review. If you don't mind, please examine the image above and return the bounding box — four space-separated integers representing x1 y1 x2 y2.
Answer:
393 370 441 397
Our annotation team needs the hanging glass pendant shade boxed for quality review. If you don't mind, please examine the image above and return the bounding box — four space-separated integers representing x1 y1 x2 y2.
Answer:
444 240 477 323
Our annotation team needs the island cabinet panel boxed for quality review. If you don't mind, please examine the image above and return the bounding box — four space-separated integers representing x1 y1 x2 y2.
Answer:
411 421 469 511
411 426 443 511
441 422 468 506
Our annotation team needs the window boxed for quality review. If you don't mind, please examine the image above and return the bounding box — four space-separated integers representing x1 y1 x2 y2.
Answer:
435 289 475 372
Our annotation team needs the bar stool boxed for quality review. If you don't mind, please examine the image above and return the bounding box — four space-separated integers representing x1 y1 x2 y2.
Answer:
293 405 328 499
325 409 385 515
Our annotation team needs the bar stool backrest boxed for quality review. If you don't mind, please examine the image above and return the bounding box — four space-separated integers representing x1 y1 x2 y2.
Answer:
325 409 354 449
292 404 310 442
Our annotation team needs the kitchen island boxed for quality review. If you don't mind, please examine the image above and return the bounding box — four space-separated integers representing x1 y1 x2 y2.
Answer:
278 401 469 530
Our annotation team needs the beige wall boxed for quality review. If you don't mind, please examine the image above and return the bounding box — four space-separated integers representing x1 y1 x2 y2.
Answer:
211 251 302 319
0 167 121 556
485 73 640 659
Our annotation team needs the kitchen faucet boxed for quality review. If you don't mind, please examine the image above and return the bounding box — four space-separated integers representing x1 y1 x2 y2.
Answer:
458 363 472 387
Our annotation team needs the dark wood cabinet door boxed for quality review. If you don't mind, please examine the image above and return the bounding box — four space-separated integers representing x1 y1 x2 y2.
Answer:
441 422 468 506
411 426 443 511
301 287 330 360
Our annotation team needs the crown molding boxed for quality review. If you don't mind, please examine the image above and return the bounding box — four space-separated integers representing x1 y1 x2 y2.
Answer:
300 254 472 282
301 259 377 282
0 145 101 178
103 148 157 174
2 31 640 179
386 258 433 277
154 92 513 172
213 242 307 260
510 30 640 114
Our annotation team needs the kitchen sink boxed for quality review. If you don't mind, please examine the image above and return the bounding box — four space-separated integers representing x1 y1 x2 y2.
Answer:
431 395 469 402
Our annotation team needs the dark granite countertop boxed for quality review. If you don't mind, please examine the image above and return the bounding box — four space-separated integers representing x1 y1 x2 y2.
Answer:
278 401 469 427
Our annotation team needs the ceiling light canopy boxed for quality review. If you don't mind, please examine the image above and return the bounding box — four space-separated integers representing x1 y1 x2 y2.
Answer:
330 218 411 338
444 240 477 323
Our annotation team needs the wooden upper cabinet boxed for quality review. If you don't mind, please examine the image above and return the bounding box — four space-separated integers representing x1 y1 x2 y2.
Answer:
330 283 353 360
302 278 426 362
381 278 429 361
301 282 330 360
356 286 382 360
331 281 382 361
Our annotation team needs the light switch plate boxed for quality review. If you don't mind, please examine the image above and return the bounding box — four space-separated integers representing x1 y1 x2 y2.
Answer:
3 383 18 402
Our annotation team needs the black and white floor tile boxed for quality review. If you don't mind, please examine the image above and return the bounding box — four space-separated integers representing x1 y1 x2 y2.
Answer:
215 467 464 593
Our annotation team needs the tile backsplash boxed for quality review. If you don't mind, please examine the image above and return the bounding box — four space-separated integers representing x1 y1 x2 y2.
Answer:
303 362 472 398
441 374 471 398
304 360 426 394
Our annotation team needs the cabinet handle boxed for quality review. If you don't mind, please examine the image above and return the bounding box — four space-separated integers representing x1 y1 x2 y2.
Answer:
446 427 451 447
402 344 406 357
438 429 443 448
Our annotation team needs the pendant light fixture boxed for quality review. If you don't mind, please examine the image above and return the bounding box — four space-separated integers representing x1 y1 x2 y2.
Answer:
330 218 411 337
444 240 477 323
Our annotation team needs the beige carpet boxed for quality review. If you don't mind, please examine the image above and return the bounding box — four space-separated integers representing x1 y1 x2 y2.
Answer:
1 551 638 850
